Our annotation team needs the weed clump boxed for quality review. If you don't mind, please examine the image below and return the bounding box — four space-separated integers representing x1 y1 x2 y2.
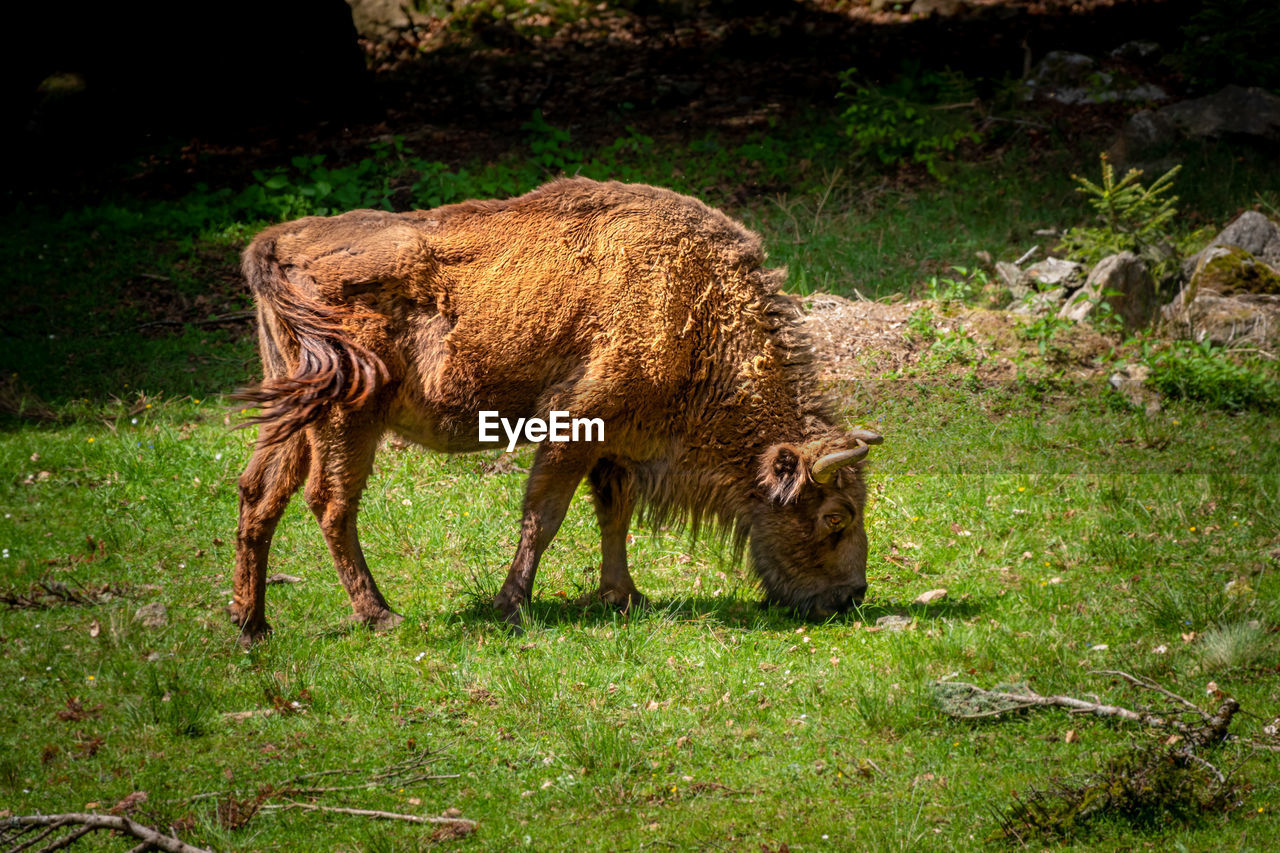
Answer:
996 744 1239 842
1197 620 1273 674
1146 339 1280 412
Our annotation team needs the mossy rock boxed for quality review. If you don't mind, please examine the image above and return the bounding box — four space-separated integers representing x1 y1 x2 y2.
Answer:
1188 246 1280 300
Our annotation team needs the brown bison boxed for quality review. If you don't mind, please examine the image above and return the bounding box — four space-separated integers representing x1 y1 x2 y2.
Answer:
230 178 881 646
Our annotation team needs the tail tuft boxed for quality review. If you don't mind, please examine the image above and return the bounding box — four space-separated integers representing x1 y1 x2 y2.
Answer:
234 235 388 445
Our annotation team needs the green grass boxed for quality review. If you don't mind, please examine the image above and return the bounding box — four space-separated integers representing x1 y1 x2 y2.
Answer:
3 121 1280 850
3 374 1279 850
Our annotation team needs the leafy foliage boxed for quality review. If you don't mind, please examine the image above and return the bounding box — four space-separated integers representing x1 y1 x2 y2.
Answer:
837 64 982 177
1146 339 1280 412
903 305 938 343
927 326 979 366
1165 0 1280 92
924 265 988 302
1015 307 1071 359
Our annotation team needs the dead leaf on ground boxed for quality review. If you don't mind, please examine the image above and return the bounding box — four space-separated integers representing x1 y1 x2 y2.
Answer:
431 821 476 841
74 735 105 758
57 697 104 722
110 791 148 814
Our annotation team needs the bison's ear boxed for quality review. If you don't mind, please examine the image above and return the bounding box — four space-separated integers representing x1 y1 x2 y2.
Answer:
758 443 807 504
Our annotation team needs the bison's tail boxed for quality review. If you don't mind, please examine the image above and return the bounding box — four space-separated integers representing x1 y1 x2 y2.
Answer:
233 234 388 446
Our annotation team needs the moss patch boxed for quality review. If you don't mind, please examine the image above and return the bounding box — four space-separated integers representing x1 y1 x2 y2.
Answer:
1192 246 1280 297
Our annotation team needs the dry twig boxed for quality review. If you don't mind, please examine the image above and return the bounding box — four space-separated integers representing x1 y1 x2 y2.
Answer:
0 578 125 611
936 672 1240 744
260 801 476 829
0 813 210 853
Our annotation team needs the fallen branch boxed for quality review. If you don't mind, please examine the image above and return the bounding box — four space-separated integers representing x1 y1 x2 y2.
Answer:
943 672 1261 843
260 801 475 830
0 578 126 611
1092 669 1201 710
0 813 210 853
935 674 1240 745
289 774 460 795
174 746 456 804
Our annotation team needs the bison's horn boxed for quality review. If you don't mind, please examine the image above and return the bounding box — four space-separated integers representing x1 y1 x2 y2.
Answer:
848 429 883 446
811 442 870 485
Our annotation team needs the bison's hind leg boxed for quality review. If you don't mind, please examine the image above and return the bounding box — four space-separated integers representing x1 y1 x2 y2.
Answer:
304 416 404 633
232 431 310 647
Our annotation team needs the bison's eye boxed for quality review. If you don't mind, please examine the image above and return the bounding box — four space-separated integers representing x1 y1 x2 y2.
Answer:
824 513 847 531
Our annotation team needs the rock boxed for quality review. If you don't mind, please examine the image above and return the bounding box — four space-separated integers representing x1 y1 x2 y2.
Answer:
995 261 1023 287
1164 246 1280 346
1209 211 1280 266
1059 252 1158 330
1012 287 1066 316
1110 41 1160 61
912 588 948 605
909 0 968 16
1024 51 1167 106
1108 363 1161 414
1182 210 1280 282
1114 86 1280 163
347 0 427 39
875 614 913 632
266 573 304 585
1188 246 1280 298
1163 290 1280 347
1025 257 1084 290
134 602 168 629
995 261 1031 303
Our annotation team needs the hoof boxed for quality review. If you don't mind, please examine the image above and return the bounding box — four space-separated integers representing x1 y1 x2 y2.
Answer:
367 609 405 633
350 608 404 634
492 592 524 630
579 587 649 612
236 620 272 649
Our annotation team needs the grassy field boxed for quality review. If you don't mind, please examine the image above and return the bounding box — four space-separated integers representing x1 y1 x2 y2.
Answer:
3 120 1280 851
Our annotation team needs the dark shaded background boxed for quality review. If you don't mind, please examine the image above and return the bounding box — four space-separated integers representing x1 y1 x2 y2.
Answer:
7 0 1218 206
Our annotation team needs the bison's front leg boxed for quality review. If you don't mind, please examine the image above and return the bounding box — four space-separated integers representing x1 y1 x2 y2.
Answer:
306 420 403 633
231 431 310 647
581 458 647 611
494 444 595 628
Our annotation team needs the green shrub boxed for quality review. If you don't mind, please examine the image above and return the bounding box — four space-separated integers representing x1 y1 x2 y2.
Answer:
1165 0 1280 92
924 265 988 302
837 64 982 178
1146 339 1280 412
1058 154 1181 285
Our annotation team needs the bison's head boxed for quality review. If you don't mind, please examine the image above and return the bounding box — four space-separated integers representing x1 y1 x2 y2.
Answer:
748 430 881 619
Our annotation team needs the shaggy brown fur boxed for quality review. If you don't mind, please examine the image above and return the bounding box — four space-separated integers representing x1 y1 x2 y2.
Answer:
229 179 881 646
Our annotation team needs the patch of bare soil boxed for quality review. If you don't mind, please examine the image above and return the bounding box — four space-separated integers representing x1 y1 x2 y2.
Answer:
799 292 1118 381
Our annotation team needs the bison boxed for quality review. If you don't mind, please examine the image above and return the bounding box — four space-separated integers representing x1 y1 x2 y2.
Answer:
229 178 881 646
